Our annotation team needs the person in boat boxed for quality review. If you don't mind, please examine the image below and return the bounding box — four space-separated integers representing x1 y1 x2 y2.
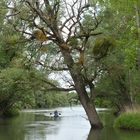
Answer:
50 110 61 118
54 110 59 118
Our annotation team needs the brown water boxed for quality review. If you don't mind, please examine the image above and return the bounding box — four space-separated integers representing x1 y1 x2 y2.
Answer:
0 106 140 140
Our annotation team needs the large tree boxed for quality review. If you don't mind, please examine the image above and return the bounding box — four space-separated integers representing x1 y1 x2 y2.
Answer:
2 0 109 128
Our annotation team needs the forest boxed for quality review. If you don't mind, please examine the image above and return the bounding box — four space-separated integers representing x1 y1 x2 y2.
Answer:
0 0 140 132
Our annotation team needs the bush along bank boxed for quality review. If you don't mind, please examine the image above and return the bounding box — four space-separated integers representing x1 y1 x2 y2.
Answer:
1 107 20 118
114 112 140 131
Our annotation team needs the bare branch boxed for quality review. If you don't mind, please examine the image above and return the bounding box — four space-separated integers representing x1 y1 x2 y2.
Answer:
75 32 102 39
48 66 69 71
6 11 20 18
45 87 75 92
6 18 33 37
36 60 69 71
44 0 50 7
53 0 60 20
32 74 75 92
91 12 102 31
60 15 75 31
25 0 49 25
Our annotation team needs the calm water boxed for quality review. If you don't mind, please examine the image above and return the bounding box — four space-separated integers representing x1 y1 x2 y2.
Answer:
0 106 140 140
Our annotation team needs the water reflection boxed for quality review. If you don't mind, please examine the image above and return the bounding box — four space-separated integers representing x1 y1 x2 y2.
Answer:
87 125 140 140
115 129 140 140
24 114 62 140
87 129 101 140
0 106 140 140
0 117 25 140
87 127 120 140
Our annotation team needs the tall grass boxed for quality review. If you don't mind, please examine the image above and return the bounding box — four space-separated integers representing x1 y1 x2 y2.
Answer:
114 112 140 131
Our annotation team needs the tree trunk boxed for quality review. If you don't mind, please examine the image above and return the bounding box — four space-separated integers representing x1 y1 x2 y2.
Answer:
134 1 140 71
119 94 133 112
76 81 102 128
70 66 103 128
60 46 103 128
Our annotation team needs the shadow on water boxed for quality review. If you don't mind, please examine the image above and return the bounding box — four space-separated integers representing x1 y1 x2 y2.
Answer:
87 122 140 140
87 129 101 140
87 127 120 140
87 109 140 140
0 112 62 140
0 117 25 140
86 109 121 140
115 129 140 140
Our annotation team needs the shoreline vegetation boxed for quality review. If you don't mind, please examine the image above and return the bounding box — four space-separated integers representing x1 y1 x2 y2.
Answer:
0 92 79 118
0 94 111 118
1 93 140 132
114 112 140 131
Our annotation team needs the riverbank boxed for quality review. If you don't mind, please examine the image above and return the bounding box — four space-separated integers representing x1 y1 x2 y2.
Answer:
114 112 140 131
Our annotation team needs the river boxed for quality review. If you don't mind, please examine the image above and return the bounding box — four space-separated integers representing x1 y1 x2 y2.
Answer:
0 106 140 140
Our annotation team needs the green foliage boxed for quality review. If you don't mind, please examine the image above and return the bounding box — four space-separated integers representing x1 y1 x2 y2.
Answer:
114 113 140 130
92 36 115 60
82 14 96 32
0 68 33 115
95 98 112 108
34 92 78 108
2 34 21 45
0 0 139 122
3 106 19 117
68 37 78 47
124 47 137 69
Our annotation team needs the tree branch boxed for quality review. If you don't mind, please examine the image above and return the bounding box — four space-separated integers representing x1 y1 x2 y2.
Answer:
44 87 75 92
35 60 69 71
